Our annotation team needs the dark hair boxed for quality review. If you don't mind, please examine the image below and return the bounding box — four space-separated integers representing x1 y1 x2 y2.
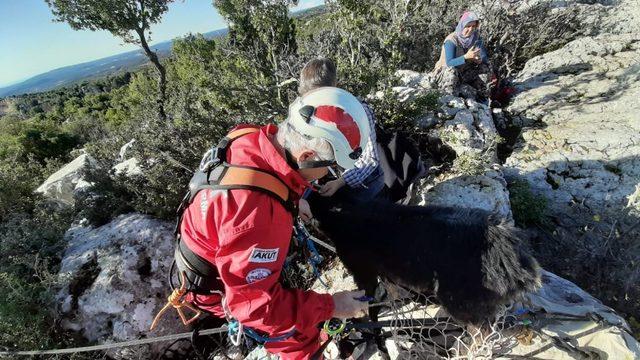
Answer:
298 58 337 95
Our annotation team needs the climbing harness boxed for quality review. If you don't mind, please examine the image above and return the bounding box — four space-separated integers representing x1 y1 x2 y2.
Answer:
149 126 315 351
294 218 337 253
150 126 301 328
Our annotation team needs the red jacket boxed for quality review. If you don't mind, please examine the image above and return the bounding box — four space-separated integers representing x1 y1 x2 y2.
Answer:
181 124 335 359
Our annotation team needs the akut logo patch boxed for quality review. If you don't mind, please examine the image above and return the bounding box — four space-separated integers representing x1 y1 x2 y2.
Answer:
249 247 279 263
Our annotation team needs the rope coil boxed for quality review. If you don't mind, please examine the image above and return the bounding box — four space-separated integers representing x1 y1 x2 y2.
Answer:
150 271 202 331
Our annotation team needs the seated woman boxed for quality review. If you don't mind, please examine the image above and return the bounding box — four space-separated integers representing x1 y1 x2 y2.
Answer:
432 11 494 100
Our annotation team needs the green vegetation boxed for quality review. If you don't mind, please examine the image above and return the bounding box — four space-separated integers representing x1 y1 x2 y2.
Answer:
0 73 130 351
369 90 440 131
508 178 548 227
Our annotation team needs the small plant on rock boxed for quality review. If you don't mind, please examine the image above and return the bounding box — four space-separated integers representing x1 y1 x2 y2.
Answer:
452 151 488 177
508 178 548 228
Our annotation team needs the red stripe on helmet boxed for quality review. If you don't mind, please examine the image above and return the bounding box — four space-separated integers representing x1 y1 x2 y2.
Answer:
314 105 361 150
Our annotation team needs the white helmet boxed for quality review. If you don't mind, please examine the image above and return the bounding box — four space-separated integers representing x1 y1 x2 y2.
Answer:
287 87 370 170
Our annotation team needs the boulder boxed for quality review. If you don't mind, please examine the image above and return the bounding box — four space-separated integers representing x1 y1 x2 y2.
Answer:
497 271 640 359
56 214 185 359
394 69 434 90
433 96 499 158
114 139 142 176
505 8 640 226
418 170 513 221
394 70 426 88
113 157 142 176
416 111 438 130
35 153 96 207
417 93 509 220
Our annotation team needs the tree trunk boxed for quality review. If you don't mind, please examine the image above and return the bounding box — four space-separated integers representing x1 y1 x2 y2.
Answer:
136 28 167 122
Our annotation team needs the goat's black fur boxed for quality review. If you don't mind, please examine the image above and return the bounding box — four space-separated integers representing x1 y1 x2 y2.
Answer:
308 194 541 326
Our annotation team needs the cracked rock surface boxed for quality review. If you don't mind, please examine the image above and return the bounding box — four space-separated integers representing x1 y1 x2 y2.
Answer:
56 214 184 359
505 0 640 222
388 70 513 220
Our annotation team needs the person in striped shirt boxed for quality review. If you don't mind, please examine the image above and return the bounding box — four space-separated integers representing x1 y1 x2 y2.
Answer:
297 58 385 208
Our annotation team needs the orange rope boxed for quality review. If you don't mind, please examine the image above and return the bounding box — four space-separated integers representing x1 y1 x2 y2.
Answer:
150 272 202 330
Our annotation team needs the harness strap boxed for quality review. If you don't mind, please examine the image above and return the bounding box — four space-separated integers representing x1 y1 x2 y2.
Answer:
228 319 296 345
226 127 261 141
175 237 224 293
170 126 300 295
218 165 293 210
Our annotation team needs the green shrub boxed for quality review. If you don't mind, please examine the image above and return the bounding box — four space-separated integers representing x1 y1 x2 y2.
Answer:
74 168 134 226
0 202 72 351
452 151 488 177
0 272 54 351
19 125 79 163
508 178 548 227
369 89 439 130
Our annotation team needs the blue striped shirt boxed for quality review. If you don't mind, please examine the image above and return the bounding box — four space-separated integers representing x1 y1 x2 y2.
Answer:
343 101 380 187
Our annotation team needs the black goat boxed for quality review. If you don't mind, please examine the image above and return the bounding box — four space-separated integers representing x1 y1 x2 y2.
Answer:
308 194 541 326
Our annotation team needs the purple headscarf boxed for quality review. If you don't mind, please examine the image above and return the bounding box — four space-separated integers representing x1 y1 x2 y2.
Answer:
455 11 480 50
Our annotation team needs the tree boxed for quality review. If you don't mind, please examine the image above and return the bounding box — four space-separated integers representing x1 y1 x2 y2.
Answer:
45 0 173 120
214 0 298 106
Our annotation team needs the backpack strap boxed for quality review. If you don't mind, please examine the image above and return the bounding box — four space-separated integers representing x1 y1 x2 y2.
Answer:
199 127 262 173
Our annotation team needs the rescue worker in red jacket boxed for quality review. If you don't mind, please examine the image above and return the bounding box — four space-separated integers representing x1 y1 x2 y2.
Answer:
179 87 371 359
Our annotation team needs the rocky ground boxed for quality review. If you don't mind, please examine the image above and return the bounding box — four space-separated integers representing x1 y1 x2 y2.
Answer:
55 214 183 359
505 0 640 327
33 0 640 358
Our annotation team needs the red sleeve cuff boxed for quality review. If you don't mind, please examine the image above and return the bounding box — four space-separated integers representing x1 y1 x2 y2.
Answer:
315 293 335 323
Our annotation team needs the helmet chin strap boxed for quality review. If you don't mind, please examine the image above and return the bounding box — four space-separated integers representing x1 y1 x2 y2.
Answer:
298 160 336 169
284 149 336 170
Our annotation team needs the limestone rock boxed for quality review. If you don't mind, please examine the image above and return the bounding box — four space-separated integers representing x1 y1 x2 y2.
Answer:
433 96 499 158
35 153 96 207
56 214 185 359
438 104 461 119
118 139 136 162
113 157 142 176
505 21 640 225
416 112 438 130
508 34 640 127
394 70 425 88
418 170 513 221
416 91 510 220
438 94 466 109
392 86 427 103
394 69 434 90
497 271 640 359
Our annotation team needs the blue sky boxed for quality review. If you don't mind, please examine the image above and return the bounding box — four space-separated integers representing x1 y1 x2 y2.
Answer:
0 0 324 87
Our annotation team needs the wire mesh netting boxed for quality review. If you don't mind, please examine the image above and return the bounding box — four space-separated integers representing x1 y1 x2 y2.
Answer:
357 281 523 359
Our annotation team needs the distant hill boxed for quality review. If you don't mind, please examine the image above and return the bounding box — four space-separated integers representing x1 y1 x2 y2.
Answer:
0 28 228 98
0 5 328 99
